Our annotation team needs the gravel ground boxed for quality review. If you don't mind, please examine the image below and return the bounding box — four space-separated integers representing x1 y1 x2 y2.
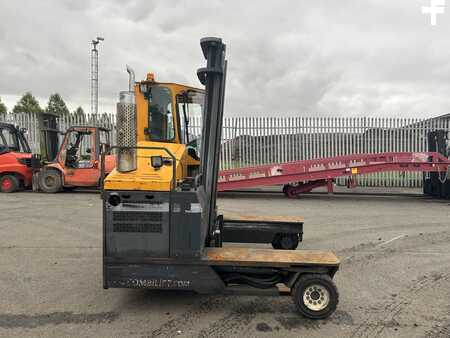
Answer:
0 190 449 337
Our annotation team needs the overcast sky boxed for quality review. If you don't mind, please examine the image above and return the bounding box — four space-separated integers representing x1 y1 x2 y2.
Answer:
0 0 449 117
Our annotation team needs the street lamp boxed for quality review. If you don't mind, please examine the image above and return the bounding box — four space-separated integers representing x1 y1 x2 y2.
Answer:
91 36 104 115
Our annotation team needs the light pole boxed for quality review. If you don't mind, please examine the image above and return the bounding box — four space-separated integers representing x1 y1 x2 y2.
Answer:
91 36 104 115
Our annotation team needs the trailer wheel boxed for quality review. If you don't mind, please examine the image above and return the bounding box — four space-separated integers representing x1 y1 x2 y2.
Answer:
0 175 20 193
39 170 62 193
272 233 299 250
292 273 338 319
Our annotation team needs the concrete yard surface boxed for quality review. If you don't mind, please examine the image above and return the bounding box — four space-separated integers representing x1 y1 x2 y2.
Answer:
0 191 449 337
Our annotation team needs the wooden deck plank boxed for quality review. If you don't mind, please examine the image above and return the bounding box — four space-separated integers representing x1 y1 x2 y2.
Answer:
204 247 339 266
223 213 304 223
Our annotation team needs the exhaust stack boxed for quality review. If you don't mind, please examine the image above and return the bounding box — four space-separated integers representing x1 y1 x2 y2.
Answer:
126 65 135 92
116 65 137 172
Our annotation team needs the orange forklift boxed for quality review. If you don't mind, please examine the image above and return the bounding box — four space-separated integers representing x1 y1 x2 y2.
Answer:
35 125 115 192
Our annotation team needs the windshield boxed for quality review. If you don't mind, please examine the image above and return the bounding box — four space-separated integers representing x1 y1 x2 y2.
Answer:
145 86 175 142
176 90 204 146
0 127 19 151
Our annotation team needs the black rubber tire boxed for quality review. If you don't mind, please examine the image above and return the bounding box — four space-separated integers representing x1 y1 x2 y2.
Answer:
292 273 339 319
282 184 290 196
271 234 282 249
272 233 299 250
0 175 20 193
280 234 299 250
39 170 62 193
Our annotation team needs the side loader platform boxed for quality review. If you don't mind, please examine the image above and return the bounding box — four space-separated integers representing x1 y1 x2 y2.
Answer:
105 246 340 319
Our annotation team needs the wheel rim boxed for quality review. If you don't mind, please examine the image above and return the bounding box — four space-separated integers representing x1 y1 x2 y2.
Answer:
2 178 12 191
45 176 55 187
303 284 330 311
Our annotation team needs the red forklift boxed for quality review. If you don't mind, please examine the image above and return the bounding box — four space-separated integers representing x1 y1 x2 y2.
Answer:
0 122 33 193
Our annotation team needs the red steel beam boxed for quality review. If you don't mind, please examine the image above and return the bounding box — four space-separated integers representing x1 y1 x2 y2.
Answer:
218 152 450 191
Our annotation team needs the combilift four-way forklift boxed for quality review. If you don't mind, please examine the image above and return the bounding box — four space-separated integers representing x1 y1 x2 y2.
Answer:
102 37 340 319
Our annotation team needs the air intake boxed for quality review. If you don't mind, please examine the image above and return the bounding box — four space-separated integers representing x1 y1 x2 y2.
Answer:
116 66 137 172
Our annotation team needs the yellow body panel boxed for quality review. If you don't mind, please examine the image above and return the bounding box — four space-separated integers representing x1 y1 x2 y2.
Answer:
104 141 188 191
105 79 204 192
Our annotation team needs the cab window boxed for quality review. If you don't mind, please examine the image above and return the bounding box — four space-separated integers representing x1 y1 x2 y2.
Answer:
176 90 204 146
0 127 19 151
145 86 175 142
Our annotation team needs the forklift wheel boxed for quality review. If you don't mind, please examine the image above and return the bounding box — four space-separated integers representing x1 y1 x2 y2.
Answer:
282 184 290 196
291 273 338 319
272 233 299 250
0 175 20 193
39 170 62 193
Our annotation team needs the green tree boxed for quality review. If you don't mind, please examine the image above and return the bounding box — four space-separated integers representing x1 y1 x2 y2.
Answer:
12 92 43 115
46 93 69 116
0 97 7 118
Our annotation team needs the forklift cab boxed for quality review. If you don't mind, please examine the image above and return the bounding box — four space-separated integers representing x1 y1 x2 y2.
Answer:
62 129 94 169
0 123 31 155
58 126 111 170
138 79 204 175
38 126 114 192
0 123 33 192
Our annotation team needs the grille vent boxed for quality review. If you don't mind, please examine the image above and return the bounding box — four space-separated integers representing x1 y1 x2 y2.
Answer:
112 211 163 233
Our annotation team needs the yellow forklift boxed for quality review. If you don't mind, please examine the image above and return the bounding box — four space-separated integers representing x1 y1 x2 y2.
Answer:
102 37 340 319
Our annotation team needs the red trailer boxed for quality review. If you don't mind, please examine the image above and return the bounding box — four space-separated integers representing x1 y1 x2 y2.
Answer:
217 152 450 197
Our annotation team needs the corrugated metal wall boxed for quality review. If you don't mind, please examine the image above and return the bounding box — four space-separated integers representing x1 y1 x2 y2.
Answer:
2 113 449 188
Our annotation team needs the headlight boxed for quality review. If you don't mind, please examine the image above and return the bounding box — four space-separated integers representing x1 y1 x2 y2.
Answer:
151 156 163 169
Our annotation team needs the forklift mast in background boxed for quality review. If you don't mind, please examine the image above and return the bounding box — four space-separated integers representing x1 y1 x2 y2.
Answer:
38 112 59 162
424 129 450 199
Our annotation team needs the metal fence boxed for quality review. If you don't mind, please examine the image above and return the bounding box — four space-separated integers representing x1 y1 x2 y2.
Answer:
2 113 449 188
215 116 450 188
